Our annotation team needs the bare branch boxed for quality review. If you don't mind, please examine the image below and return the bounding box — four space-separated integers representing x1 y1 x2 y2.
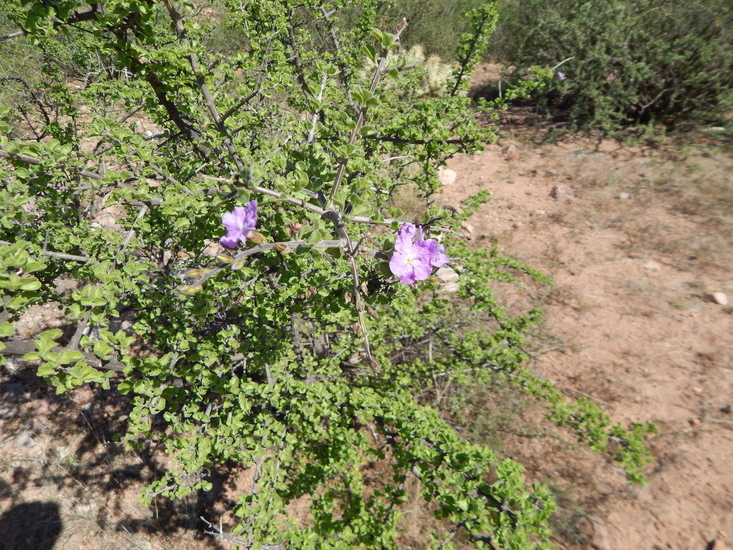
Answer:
0 7 101 42
1 340 125 372
327 20 409 206
161 0 245 172
0 240 91 263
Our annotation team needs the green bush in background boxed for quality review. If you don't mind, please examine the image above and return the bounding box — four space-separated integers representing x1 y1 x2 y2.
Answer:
490 0 733 132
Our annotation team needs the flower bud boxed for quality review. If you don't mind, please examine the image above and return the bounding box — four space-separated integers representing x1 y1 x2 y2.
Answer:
178 285 202 295
185 268 205 278
216 254 234 264
247 231 267 244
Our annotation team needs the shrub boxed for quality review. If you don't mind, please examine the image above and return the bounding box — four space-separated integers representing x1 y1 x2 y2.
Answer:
490 0 733 131
0 0 654 547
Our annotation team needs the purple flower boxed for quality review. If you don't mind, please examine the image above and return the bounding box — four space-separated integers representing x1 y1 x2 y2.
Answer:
220 200 258 249
557 71 566 80
389 223 449 285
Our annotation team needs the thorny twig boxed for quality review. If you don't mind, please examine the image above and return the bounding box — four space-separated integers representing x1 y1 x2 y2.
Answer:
200 516 286 550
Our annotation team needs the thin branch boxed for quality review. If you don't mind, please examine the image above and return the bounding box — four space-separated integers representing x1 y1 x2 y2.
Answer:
0 144 105 180
200 517 286 550
0 7 101 42
1 340 125 372
161 0 245 172
364 135 485 145
184 238 345 289
0 240 91 263
327 22 408 206
219 89 259 123
0 146 397 226
307 73 328 144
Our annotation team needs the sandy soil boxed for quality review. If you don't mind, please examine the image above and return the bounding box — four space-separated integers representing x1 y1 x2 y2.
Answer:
441 131 733 550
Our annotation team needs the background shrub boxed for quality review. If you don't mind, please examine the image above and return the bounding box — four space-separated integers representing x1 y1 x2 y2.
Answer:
489 0 733 131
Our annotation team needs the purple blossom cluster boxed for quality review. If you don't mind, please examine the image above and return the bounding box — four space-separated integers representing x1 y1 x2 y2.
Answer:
389 223 448 285
219 206 448 286
220 200 258 249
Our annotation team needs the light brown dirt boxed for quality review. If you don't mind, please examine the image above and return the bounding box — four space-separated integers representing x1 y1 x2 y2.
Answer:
441 132 733 550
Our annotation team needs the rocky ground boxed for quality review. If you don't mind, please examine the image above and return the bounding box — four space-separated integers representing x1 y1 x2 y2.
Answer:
1 118 732 549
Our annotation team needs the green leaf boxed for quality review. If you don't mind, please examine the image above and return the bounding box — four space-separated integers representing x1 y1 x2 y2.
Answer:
93 340 114 360
58 349 84 364
18 277 42 291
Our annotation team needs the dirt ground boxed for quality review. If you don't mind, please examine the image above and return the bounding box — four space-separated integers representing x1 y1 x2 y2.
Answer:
2 118 733 547
440 127 733 550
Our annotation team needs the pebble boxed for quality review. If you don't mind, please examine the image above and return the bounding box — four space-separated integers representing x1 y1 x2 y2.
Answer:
709 540 730 550
689 418 701 427
436 266 459 283
502 144 521 161
619 192 631 200
720 405 732 414
441 282 460 293
15 430 36 449
644 260 661 271
203 241 226 257
550 185 574 201
461 222 475 239
438 168 457 186
576 516 610 550
711 292 728 306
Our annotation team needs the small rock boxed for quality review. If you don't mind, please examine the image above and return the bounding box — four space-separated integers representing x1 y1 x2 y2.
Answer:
461 221 475 239
436 266 459 283
15 430 36 449
618 192 631 200
91 206 125 231
502 144 520 161
709 540 730 550
53 276 78 296
441 281 460 293
544 169 561 177
71 386 94 406
550 185 574 201
14 303 69 340
35 399 58 417
577 516 610 550
0 405 15 419
711 292 728 306
438 168 457 186
644 260 661 271
689 418 701 427
720 405 732 414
